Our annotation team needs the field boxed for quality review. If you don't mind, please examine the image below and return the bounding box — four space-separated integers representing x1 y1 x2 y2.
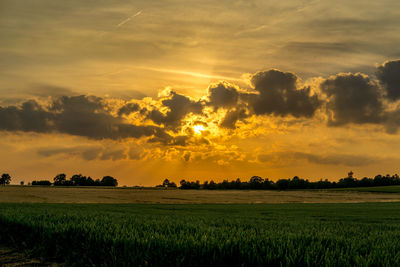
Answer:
0 245 55 266
331 185 400 193
1 203 400 266
2 185 400 203
2 187 400 266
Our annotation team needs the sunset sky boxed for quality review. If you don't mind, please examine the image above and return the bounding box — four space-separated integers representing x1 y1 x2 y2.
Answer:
1 0 400 186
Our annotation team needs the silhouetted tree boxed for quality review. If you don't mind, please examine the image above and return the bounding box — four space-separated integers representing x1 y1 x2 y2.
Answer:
32 180 52 186
71 174 84 185
288 176 310 189
180 180 189 189
208 180 217 189
276 179 289 190
101 176 118 186
221 180 230 189
314 179 332 189
54 173 67 186
85 176 95 186
0 173 11 186
164 171 400 191
179 179 200 189
234 178 243 189
359 177 373 187
338 172 358 187
162 179 170 187
159 179 177 188
249 176 264 189
348 171 354 178
263 178 274 189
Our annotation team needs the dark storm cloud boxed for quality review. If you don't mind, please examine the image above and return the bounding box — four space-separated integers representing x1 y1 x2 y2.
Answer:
207 82 240 109
320 73 384 125
0 95 170 140
377 60 400 101
147 91 203 129
248 69 321 118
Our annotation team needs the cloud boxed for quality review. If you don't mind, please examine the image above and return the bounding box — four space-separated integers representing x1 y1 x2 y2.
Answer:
248 69 321 118
220 108 248 129
147 90 203 129
258 151 378 167
37 146 103 161
99 147 126 161
377 60 400 101
283 41 355 55
298 152 377 167
0 95 169 141
320 73 384 125
37 144 128 161
51 95 169 140
117 102 140 116
207 82 240 109
383 109 400 134
128 145 145 160
30 84 78 98
3 59 400 146
0 100 53 133
183 151 191 161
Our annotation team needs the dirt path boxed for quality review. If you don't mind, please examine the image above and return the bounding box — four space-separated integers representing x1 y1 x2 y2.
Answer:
0 246 58 267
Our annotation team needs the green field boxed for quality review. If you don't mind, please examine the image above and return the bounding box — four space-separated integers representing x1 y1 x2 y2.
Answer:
1 203 400 266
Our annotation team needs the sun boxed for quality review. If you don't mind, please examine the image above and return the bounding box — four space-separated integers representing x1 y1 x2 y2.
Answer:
193 124 205 135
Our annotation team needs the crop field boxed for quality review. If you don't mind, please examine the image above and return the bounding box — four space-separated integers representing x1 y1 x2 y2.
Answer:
2 185 400 203
1 202 400 266
331 185 400 193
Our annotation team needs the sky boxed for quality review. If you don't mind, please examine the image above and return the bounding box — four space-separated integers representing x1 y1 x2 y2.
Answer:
1 0 400 186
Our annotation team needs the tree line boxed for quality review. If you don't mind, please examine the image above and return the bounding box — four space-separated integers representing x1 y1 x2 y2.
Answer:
0 173 118 187
161 172 400 190
0 173 11 185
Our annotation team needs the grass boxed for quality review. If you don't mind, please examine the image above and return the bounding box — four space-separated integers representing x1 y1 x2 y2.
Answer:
1 203 400 266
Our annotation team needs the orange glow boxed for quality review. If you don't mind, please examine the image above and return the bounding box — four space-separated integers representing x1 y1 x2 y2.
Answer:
193 125 205 135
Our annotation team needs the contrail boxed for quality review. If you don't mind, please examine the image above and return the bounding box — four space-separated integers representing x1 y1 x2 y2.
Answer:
138 66 244 82
235 0 320 36
116 10 142 27
96 66 244 82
